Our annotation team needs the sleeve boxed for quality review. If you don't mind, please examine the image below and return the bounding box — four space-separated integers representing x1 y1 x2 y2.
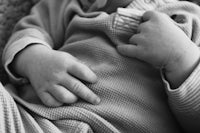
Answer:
108 1 200 132
2 0 81 83
162 62 200 133
159 2 200 132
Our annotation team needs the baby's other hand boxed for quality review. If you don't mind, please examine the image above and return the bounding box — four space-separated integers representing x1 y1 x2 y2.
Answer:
117 11 200 88
117 11 195 70
18 45 100 107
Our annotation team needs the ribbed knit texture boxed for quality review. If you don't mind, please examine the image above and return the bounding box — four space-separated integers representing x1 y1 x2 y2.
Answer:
0 83 25 133
2 0 200 132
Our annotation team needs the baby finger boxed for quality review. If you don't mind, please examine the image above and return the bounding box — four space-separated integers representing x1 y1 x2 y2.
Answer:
48 84 78 104
61 75 101 105
37 91 63 107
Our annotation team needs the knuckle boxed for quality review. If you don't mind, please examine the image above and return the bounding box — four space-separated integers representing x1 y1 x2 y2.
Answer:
71 82 82 94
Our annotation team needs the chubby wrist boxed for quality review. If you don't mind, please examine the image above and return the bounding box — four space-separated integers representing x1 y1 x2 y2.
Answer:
12 44 52 78
164 44 200 88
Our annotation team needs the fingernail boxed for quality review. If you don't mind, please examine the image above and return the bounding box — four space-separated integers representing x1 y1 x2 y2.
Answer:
94 97 101 104
89 69 98 83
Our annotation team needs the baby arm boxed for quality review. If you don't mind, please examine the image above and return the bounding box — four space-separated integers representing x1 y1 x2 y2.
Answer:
117 11 200 88
3 0 100 107
117 10 200 132
12 44 100 107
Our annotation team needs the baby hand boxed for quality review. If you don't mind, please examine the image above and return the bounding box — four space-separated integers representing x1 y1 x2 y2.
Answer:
15 45 100 107
117 11 200 88
117 11 195 71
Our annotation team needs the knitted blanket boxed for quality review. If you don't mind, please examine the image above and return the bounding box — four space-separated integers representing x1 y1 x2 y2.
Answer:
0 0 200 133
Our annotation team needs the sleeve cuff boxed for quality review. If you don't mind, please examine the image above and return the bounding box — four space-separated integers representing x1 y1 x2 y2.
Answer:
2 29 52 84
162 62 200 112
113 8 144 33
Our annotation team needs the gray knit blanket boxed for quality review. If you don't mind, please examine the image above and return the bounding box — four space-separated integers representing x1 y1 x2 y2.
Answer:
0 0 200 133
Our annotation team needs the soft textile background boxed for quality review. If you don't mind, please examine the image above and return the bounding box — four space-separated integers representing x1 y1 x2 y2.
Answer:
0 0 198 84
